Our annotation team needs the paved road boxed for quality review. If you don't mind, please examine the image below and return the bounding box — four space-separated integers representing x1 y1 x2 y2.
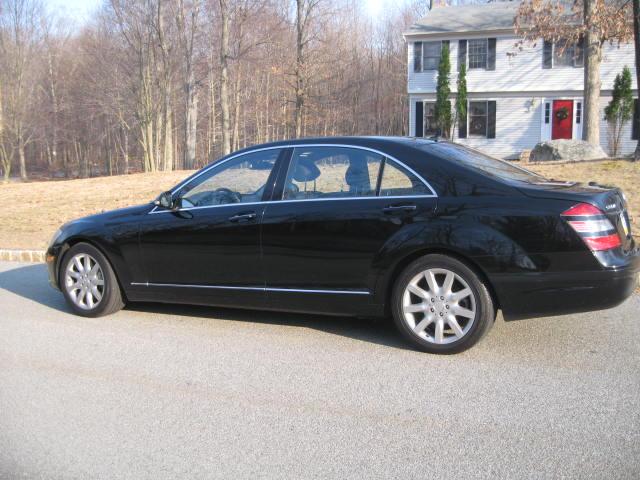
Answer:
0 261 639 480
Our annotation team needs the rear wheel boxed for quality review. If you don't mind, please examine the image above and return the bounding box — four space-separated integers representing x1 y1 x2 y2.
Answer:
60 243 124 317
391 254 495 354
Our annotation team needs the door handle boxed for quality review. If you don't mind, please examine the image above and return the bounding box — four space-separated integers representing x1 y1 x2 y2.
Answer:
383 204 417 214
229 212 257 222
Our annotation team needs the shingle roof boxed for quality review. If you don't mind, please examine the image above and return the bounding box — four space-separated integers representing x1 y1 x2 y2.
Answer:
405 2 521 37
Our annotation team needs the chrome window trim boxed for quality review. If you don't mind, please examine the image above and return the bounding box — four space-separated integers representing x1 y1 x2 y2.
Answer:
148 143 437 214
130 282 370 295
149 195 436 214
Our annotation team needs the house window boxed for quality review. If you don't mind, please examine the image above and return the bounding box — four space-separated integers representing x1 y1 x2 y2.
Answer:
422 41 441 70
576 101 582 124
424 102 438 136
468 39 487 69
469 101 488 136
552 39 584 68
544 103 551 124
413 42 422 72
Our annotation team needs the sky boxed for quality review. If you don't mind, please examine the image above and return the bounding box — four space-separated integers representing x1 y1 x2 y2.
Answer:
44 0 102 23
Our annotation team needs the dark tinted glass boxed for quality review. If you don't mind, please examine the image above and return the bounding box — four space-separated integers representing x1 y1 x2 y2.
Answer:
424 143 546 183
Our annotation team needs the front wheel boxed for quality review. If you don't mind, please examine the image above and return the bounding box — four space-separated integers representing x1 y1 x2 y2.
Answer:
391 254 495 354
60 243 125 317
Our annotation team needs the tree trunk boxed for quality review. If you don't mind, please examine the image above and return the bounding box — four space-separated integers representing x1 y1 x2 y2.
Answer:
294 0 305 138
582 0 602 147
232 68 241 151
0 79 9 182
219 0 231 156
18 137 27 180
184 84 198 169
634 0 640 160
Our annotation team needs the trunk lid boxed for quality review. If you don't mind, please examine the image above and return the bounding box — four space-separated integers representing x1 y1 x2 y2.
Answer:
516 180 633 251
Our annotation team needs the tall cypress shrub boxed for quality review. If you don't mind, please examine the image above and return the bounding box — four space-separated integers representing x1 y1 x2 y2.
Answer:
434 42 452 138
455 63 468 140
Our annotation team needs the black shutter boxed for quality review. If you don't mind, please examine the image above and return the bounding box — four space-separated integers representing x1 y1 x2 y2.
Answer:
487 101 496 139
487 38 496 70
413 42 422 72
415 101 424 137
575 36 584 67
458 103 467 139
633 99 639 140
543 40 553 69
458 39 467 71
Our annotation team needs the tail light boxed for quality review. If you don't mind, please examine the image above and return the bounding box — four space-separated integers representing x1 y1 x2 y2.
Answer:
561 203 621 251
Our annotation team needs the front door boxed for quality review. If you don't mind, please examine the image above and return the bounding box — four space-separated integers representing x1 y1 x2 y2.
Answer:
552 100 573 140
260 145 437 316
136 148 284 308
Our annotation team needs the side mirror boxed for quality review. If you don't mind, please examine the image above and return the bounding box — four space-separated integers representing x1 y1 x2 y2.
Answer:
154 191 175 210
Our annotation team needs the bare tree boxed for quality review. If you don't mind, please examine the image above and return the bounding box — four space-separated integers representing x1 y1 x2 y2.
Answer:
218 0 231 155
293 0 321 138
0 0 42 180
516 0 633 146
176 0 201 169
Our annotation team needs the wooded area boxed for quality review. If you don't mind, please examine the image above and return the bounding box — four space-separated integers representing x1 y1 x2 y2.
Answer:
0 0 427 180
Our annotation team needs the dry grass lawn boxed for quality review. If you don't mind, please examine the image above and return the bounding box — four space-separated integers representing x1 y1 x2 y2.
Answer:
0 159 638 250
0 170 195 249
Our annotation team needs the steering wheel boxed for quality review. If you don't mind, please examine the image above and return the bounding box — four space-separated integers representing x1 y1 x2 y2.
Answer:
212 187 241 204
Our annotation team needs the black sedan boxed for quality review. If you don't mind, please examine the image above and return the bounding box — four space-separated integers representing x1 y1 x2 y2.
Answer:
47 137 639 353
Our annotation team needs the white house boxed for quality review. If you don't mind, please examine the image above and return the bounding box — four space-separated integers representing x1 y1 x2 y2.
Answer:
404 2 639 158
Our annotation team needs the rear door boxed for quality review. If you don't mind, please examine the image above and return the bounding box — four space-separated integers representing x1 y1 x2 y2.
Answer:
260 145 437 315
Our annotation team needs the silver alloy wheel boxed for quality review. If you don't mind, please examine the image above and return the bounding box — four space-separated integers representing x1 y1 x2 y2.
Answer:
64 253 105 310
402 268 476 344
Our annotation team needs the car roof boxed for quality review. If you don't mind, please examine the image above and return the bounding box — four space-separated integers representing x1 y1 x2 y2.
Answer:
233 136 438 154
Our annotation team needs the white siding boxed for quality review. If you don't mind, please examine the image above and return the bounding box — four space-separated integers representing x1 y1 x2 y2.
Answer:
408 35 637 95
410 93 638 158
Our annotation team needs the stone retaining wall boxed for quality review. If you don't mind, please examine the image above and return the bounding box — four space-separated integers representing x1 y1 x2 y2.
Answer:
0 249 46 263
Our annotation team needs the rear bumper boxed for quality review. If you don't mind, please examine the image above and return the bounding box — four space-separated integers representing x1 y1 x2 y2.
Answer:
493 251 640 321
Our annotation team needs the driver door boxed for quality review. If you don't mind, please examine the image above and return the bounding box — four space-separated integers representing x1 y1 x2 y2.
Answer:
136 148 285 308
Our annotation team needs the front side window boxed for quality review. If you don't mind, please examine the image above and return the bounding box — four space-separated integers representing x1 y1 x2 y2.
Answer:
379 160 431 197
176 149 280 208
468 39 487 69
469 101 488 137
283 147 383 200
422 41 442 70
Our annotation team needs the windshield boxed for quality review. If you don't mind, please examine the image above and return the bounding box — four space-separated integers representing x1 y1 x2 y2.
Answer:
423 143 547 183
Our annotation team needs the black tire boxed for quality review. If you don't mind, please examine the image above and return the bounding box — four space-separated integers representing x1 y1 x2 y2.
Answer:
391 254 495 354
59 242 125 317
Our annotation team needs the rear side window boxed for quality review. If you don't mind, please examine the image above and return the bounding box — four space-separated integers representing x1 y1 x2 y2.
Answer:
379 160 432 197
423 143 545 183
284 147 383 200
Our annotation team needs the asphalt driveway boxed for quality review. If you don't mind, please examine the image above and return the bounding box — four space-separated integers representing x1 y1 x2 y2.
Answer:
0 261 639 479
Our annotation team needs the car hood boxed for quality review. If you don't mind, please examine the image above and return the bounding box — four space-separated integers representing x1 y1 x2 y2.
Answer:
69 204 152 225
